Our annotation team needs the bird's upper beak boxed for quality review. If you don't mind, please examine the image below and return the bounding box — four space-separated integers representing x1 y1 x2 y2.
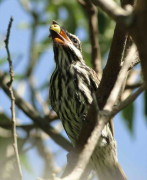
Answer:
50 21 72 45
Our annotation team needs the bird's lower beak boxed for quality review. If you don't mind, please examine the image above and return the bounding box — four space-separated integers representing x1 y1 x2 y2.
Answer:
50 23 71 45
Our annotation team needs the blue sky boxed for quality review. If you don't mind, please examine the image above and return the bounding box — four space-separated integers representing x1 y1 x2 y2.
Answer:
0 0 147 180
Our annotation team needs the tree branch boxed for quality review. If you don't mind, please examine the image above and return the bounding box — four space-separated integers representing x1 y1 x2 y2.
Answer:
54 49 141 179
60 1 135 179
111 84 145 116
4 17 22 179
91 0 147 87
36 136 59 179
130 0 147 87
0 122 36 132
63 44 141 180
104 44 137 111
95 0 136 109
91 0 133 25
125 82 142 89
96 25 129 109
61 111 110 180
0 72 72 152
78 0 102 78
19 0 39 77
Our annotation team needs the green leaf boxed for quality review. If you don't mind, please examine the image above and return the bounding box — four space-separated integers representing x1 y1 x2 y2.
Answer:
122 102 134 133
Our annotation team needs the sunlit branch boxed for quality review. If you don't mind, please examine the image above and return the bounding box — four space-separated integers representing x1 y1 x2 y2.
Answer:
91 0 133 25
104 44 137 111
111 84 145 116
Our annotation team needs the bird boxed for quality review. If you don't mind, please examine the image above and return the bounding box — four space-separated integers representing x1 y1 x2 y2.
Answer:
49 20 127 180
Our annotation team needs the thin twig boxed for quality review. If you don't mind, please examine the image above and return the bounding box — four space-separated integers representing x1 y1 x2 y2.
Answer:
28 75 51 115
118 43 139 102
111 84 145 116
125 82 142 89
104 44 136 111
36 136 60 179
4 17 22 179
0 122 36 131
21 1 39 77
120 69 138 102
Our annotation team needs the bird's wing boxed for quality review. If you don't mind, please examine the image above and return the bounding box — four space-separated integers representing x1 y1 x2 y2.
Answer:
89 68 100 91
89 68 114 136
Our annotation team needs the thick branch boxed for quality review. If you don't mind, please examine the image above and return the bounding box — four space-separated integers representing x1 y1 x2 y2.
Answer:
91 0 133 25
62 111 110 180
96 25 128 109
130 0 147 87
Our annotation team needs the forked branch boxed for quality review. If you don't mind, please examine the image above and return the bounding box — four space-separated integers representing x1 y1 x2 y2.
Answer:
91 0 133 25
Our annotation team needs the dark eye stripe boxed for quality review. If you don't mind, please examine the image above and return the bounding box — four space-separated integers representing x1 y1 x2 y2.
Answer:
66 32 81 50
71 37 78 43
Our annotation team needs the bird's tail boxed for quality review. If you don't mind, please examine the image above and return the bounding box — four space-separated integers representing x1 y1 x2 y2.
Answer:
91 148 127 180
95 162 127 180
90 124 127 180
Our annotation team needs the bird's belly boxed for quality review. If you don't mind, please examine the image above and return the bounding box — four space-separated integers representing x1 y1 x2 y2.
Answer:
50 74 88 144
55 89 88 144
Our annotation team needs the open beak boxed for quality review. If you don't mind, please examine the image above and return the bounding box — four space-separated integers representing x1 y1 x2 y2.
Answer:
50 21 72 45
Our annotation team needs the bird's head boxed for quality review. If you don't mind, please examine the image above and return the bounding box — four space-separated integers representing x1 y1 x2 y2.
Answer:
49 21 83 65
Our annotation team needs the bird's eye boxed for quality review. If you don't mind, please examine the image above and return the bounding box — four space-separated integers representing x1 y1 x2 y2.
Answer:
72 38 78 44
